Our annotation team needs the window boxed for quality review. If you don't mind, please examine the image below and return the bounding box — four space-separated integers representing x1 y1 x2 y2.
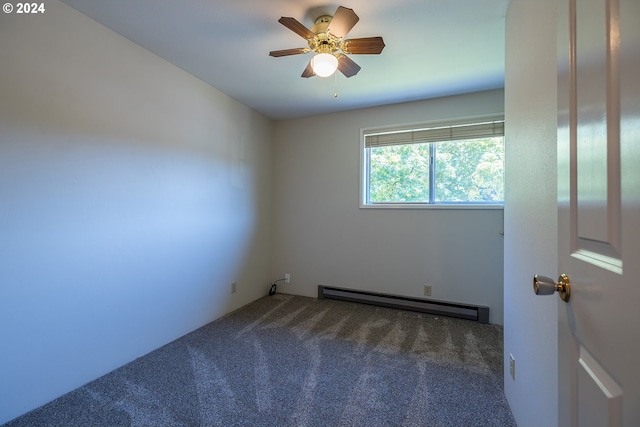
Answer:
360 117 504 208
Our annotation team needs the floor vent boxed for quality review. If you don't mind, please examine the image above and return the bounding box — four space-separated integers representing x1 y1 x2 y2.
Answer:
318 285 489 324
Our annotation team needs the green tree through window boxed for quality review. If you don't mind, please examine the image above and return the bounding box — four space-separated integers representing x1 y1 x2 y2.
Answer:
363 120 504 206
369 143 431 202
435 137 504 202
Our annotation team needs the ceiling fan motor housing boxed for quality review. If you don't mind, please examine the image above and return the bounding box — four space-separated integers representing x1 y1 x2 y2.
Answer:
309 15 340 54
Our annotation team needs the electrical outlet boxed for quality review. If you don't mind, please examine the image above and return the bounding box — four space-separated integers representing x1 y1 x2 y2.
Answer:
231 282 237 294
423 285 432 296
509 353 515 380
284 273 290 283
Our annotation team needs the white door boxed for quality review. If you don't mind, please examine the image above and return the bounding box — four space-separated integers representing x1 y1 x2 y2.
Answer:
554 0 640 426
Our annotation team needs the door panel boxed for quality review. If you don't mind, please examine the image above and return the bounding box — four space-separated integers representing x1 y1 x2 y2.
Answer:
557 0 639 426
577 346 623 427
575 0 614 247
573 0 622 272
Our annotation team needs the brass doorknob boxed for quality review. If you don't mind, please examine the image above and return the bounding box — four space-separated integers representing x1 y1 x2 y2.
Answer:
533 274 571 302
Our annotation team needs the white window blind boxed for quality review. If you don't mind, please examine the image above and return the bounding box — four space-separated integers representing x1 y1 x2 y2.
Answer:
365 120 505 148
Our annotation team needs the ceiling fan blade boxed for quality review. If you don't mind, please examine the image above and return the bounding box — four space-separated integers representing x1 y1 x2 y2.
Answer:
337 54 361 78
301 60 316 78
327 6 359 38
269 48 309 57
278 17 315 39
341 37 386 54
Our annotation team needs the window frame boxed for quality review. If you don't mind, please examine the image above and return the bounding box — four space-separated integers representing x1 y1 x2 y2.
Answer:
359 115 505 210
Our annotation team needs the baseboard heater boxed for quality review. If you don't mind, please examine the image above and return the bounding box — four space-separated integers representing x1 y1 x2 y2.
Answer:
318 285 489 324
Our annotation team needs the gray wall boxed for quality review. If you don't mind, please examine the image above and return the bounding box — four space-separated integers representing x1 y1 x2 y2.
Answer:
504 1 558 425
272 90 506 324
0 1 273 423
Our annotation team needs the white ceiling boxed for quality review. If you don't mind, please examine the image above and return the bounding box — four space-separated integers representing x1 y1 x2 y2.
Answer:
59 0 509 120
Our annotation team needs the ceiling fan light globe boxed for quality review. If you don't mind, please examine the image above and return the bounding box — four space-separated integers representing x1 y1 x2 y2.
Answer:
311 53 338 77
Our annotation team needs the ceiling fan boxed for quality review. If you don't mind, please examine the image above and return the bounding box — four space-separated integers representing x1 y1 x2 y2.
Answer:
269 6 385 78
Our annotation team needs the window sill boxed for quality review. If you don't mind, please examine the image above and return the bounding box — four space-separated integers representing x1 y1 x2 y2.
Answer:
359 203 504 210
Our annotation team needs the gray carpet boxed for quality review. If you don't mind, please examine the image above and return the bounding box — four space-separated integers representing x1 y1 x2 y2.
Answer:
4 294 516 427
